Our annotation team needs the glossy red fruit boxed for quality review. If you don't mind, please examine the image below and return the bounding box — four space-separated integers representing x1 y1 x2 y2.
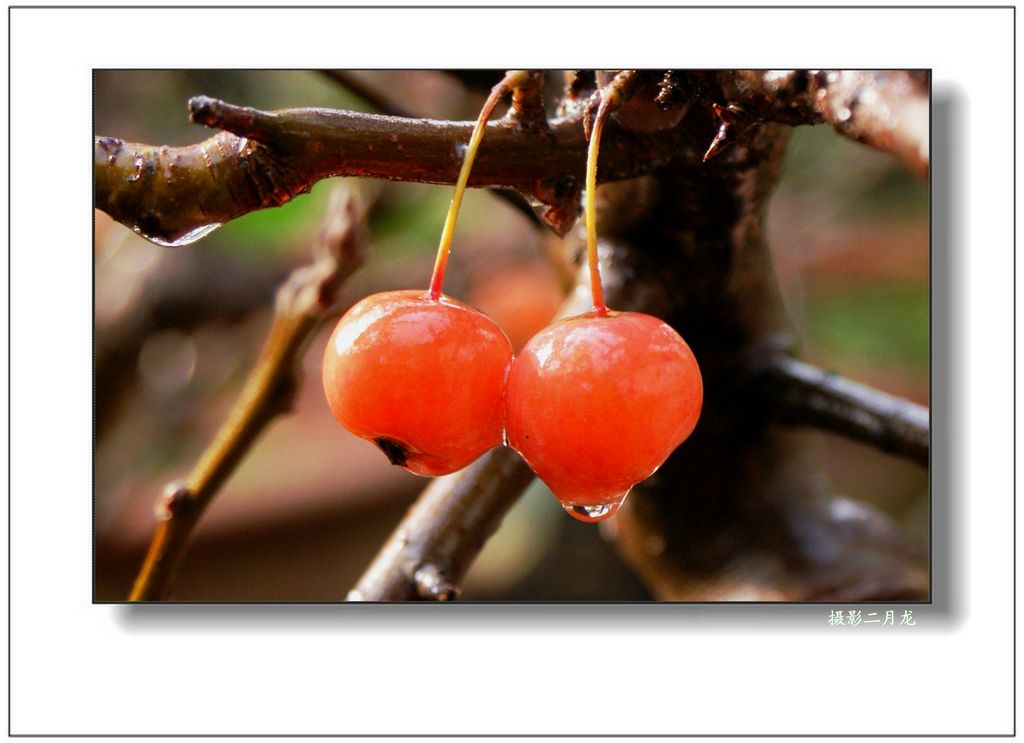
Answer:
504 311 702 522
323 290 513 477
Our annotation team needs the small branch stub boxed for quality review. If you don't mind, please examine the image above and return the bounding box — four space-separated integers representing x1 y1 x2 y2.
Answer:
154 483 191 522
702 103 752 162
413 563 460 602
509 70 548 131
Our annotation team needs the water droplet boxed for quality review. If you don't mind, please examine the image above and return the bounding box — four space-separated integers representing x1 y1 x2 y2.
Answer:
126 155 146 182
133 222 221 248
154 483 190 521
561 491 629 523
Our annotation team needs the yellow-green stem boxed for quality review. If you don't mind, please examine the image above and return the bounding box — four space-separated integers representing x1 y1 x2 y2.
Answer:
585 91 619 317
428 71 526 300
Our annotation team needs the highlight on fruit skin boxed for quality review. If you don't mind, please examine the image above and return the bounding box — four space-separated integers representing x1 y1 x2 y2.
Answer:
322 289 514 477
504 310 703 522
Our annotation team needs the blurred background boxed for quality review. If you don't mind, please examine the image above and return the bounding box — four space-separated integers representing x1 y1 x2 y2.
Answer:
94 70 929 601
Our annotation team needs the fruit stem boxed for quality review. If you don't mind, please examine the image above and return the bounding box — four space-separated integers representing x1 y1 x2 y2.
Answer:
427 70 529 301
585 80 625 318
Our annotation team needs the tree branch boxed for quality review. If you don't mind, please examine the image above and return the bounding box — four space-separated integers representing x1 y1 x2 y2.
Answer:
756 354 929 467
715 70 929 177
320 69 544 228
95 71 927 250
94 94 694 244
128 186 372 600
348 447 535 601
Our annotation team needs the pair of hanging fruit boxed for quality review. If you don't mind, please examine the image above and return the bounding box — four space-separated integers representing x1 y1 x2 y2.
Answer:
322 70 702 522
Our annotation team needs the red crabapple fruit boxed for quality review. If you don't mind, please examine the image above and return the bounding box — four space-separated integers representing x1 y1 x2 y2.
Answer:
322 290 512 477
504 310 702 521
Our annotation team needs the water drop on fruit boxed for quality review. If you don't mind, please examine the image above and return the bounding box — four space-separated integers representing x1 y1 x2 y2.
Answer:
562 492 628 523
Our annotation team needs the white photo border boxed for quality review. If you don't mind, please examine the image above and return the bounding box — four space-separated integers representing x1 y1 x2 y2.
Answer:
7 4 1015 736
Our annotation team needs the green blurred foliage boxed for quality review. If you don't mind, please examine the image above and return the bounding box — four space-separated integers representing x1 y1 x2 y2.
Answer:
809 282 929 372
781 124 929 221
774 125 929 377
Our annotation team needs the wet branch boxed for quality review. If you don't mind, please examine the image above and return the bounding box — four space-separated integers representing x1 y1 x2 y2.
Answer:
94 94 693 244
129 187 372 601
95 71 927 251
758 354 929 467
716 70 929 177
320 69 542 227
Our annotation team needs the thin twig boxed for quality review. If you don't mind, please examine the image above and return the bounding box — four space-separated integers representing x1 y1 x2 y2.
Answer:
348 447 535 601
757 354 929 466
128 186 372 601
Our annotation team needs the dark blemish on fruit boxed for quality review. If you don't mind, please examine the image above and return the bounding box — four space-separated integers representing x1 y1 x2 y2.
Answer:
375 437 410 467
